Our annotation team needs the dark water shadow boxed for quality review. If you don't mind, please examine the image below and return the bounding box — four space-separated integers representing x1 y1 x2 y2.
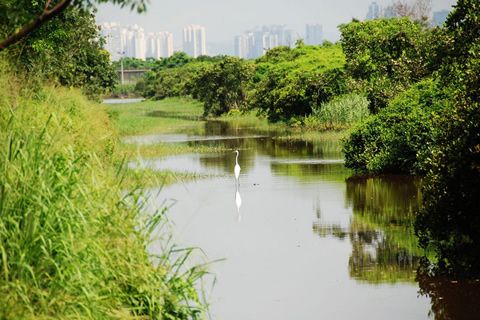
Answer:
418 274 480 320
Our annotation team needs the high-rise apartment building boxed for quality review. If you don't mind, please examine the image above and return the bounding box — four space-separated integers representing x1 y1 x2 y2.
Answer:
183 25 207 57
100 23 174 61
234 25 299 59
131 25 146 60
234 35 248 59
146 32 174 58
305 24 323 45
366 2 381 20
100 22 124 60
159 32 174 58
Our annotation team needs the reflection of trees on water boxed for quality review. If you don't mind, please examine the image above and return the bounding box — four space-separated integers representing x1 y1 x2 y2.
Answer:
347 176 423 283
271 162 349 182
314 175 480 318
345 175 422 224
417 274 480 320
349 226 420 283
313 175 423 283
312 223 348 240
194 120 344 176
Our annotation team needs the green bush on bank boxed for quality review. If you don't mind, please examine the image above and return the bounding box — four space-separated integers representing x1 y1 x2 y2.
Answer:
304 93 370 130
251 44 347 122
342 79 451 174
0 71 205 318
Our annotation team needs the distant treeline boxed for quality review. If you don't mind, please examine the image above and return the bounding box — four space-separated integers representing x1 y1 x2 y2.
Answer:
134 42 370 129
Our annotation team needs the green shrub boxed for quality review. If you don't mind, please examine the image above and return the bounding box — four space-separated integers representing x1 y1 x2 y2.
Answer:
342 79 451 174
304 93 370 130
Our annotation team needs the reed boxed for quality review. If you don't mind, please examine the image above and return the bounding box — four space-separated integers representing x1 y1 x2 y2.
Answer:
304 93 370 130
0 71 207 318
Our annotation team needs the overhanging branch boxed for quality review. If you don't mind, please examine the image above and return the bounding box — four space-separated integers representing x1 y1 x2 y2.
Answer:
0 0 73 52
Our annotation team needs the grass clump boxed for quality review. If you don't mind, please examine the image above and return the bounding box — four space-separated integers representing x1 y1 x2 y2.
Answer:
304 93 370 131
0 72 206 318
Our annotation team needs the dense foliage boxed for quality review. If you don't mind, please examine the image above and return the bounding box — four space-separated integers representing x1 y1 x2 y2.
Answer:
415 0 480 276
340 0 480 276
4 7 116 98
190 57 254 115
140 44 346 123
251 44 346 121
113 57 158 70
339 18 444 112
343 79 451 174
136 57 210 100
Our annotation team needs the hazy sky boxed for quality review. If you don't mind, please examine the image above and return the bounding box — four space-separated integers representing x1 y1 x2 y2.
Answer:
95 0 456 54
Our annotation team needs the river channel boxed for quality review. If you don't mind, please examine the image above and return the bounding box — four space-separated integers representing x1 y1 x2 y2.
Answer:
126 120 479 320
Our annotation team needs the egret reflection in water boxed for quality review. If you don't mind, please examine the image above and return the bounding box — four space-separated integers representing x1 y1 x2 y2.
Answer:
235 186 242 221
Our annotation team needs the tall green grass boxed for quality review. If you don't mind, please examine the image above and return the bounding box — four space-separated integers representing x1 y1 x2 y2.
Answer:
0 71 207 318
304 93 370 130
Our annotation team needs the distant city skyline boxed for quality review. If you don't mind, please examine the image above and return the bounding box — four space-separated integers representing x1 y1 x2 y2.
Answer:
234 25 300 59
100 22 174 60
305 24 323 45
96 0 456 56
183 24 207 57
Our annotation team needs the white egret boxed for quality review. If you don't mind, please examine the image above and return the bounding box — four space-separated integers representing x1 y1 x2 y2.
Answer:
233 150 241 181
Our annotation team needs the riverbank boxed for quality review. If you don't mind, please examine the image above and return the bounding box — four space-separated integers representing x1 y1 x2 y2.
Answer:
106 97 349 186
0 80 206 318
107 97 348 156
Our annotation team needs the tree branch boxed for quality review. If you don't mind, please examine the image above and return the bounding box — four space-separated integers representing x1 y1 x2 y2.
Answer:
0 0 73 52
44 0 54 11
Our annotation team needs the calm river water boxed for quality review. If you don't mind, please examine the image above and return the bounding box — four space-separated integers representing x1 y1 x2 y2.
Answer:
127 120 480 320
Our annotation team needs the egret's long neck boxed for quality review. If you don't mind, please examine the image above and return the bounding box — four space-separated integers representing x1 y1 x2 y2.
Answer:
235 152 239 165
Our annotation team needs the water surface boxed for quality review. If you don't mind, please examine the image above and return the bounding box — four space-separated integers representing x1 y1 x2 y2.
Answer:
103 98 144 104
132 121 477 320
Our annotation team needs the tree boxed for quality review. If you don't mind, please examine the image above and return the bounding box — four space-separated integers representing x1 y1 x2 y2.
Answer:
415 0 480 277
251 44 346 121
190 57 254 116
6 7 117 98
342 79 452 174
152 52 192 72
339 17 442 112
0 0 146 51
